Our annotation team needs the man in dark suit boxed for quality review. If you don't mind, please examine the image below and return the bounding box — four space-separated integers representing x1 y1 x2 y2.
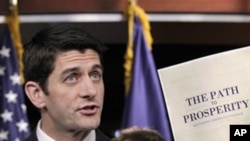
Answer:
23 24 111 141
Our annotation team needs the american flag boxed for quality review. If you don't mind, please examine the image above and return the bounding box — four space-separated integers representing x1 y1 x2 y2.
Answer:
0 27 30 141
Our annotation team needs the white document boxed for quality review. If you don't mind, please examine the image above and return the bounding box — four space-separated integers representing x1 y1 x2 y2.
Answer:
158 47 250 141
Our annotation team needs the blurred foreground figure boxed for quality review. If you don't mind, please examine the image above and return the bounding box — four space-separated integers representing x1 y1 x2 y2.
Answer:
113 127 165 141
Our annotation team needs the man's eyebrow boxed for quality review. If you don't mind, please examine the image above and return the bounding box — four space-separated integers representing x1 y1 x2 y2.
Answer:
92 64 104 71
61 67 80 76
61 64 103 76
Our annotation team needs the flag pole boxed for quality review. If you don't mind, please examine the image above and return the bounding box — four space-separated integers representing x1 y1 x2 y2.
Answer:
9 0 18 11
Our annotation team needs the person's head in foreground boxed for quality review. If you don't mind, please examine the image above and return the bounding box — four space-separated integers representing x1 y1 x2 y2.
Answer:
112 127 165 141
23 24 110 141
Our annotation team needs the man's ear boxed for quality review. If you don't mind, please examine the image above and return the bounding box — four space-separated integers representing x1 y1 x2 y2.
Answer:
24 81 46 108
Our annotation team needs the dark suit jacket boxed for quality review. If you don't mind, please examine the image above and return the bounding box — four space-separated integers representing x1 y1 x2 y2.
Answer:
24 129 111 141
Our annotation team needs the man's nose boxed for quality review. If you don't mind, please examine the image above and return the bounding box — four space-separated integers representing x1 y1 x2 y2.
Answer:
79 77 97 98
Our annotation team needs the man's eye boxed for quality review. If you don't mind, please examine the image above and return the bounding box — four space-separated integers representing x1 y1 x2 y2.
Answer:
90 72 102 81
65 75 77 83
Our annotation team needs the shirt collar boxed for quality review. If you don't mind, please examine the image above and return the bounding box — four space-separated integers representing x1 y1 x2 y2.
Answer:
36 120 96 141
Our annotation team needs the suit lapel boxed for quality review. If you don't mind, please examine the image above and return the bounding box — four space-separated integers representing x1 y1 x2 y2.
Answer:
24 131 38 141
95 129 111 141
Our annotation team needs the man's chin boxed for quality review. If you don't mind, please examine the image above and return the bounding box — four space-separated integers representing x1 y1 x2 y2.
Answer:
79 120 101 130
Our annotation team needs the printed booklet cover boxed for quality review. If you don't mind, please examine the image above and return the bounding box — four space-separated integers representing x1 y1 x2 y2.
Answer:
158 47 250 141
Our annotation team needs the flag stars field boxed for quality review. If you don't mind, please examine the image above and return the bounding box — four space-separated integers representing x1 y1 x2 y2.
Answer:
0 66 5 75
21 104 27 113
0 110 13 122
5 90 18 103
0 46 10 58
0 13 30 141
16 119 29 132
10 73 21 85
0 130 8 140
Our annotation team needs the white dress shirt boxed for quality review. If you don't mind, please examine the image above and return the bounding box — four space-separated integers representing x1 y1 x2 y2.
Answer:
36 120 96 141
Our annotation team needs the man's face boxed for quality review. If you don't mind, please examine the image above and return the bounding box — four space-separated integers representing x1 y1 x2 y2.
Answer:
43 49 104 131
